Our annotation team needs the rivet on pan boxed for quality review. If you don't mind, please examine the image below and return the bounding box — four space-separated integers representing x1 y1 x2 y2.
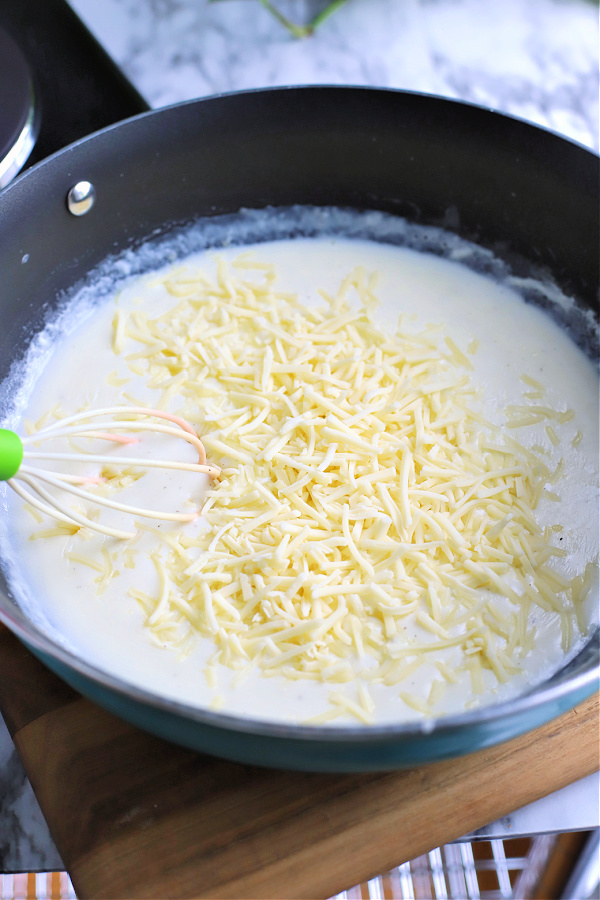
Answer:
67 181 96 216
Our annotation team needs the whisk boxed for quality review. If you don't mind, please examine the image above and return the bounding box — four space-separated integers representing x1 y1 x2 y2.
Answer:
0 407 220 540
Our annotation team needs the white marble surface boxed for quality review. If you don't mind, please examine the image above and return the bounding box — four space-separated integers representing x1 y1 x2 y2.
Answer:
468 772 600 841
0 716 63 872
67 0 599 149
1 0 599 877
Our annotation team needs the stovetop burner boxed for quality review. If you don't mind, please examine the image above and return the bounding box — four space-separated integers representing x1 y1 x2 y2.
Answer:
0 27 39 188
0 0 149 184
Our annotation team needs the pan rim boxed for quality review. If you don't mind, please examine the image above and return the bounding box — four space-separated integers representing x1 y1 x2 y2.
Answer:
0 595 597 743
1 83 598 201
0 85 598 747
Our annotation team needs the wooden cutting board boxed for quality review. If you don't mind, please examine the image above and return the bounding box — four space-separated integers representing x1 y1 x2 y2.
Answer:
0 621 598 900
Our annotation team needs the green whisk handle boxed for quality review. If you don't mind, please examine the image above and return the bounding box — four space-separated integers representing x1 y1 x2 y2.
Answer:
0 429 23 481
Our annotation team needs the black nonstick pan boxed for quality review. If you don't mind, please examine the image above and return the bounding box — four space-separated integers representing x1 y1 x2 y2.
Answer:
0 87 598 771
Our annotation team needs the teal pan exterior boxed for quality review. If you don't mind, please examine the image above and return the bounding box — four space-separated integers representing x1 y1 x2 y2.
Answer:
28 640 599 773
0 87 598 774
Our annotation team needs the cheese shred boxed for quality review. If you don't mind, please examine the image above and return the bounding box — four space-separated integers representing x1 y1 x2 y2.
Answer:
71 255 591 713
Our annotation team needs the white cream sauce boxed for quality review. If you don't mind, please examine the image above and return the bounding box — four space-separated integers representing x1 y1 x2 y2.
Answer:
2 234 598 725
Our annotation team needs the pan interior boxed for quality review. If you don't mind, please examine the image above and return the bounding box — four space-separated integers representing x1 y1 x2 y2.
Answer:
0 205 598 731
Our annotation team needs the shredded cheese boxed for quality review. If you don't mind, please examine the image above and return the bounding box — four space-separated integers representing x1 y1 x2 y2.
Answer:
83 254 591 714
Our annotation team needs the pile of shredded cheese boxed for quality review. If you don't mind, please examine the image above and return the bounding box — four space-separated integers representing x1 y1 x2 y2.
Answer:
102 255 591 719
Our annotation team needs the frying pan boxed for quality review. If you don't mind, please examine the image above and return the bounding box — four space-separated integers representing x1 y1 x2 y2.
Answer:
0 87 598 771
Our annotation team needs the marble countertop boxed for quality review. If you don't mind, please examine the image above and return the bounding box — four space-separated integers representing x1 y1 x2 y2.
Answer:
1 0 598 877
69 0 599 150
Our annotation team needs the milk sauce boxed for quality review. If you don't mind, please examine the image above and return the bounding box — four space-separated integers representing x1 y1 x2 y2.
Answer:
1 210 598 726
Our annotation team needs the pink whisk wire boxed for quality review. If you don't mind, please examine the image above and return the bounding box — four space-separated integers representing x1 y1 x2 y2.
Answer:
9 407 220 540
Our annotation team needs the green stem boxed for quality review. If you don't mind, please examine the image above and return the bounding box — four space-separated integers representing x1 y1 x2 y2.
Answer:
257 0 311 38
257 0 351 38
309 0 351 31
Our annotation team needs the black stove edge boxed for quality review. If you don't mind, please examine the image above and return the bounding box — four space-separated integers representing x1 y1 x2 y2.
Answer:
0 0 149 171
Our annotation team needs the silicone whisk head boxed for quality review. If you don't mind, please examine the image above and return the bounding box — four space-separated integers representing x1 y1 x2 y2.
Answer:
1 408 219 540
0 428 24 481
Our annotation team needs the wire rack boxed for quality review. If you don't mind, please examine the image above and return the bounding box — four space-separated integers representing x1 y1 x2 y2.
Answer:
332 835 557 900
0 835 556 900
